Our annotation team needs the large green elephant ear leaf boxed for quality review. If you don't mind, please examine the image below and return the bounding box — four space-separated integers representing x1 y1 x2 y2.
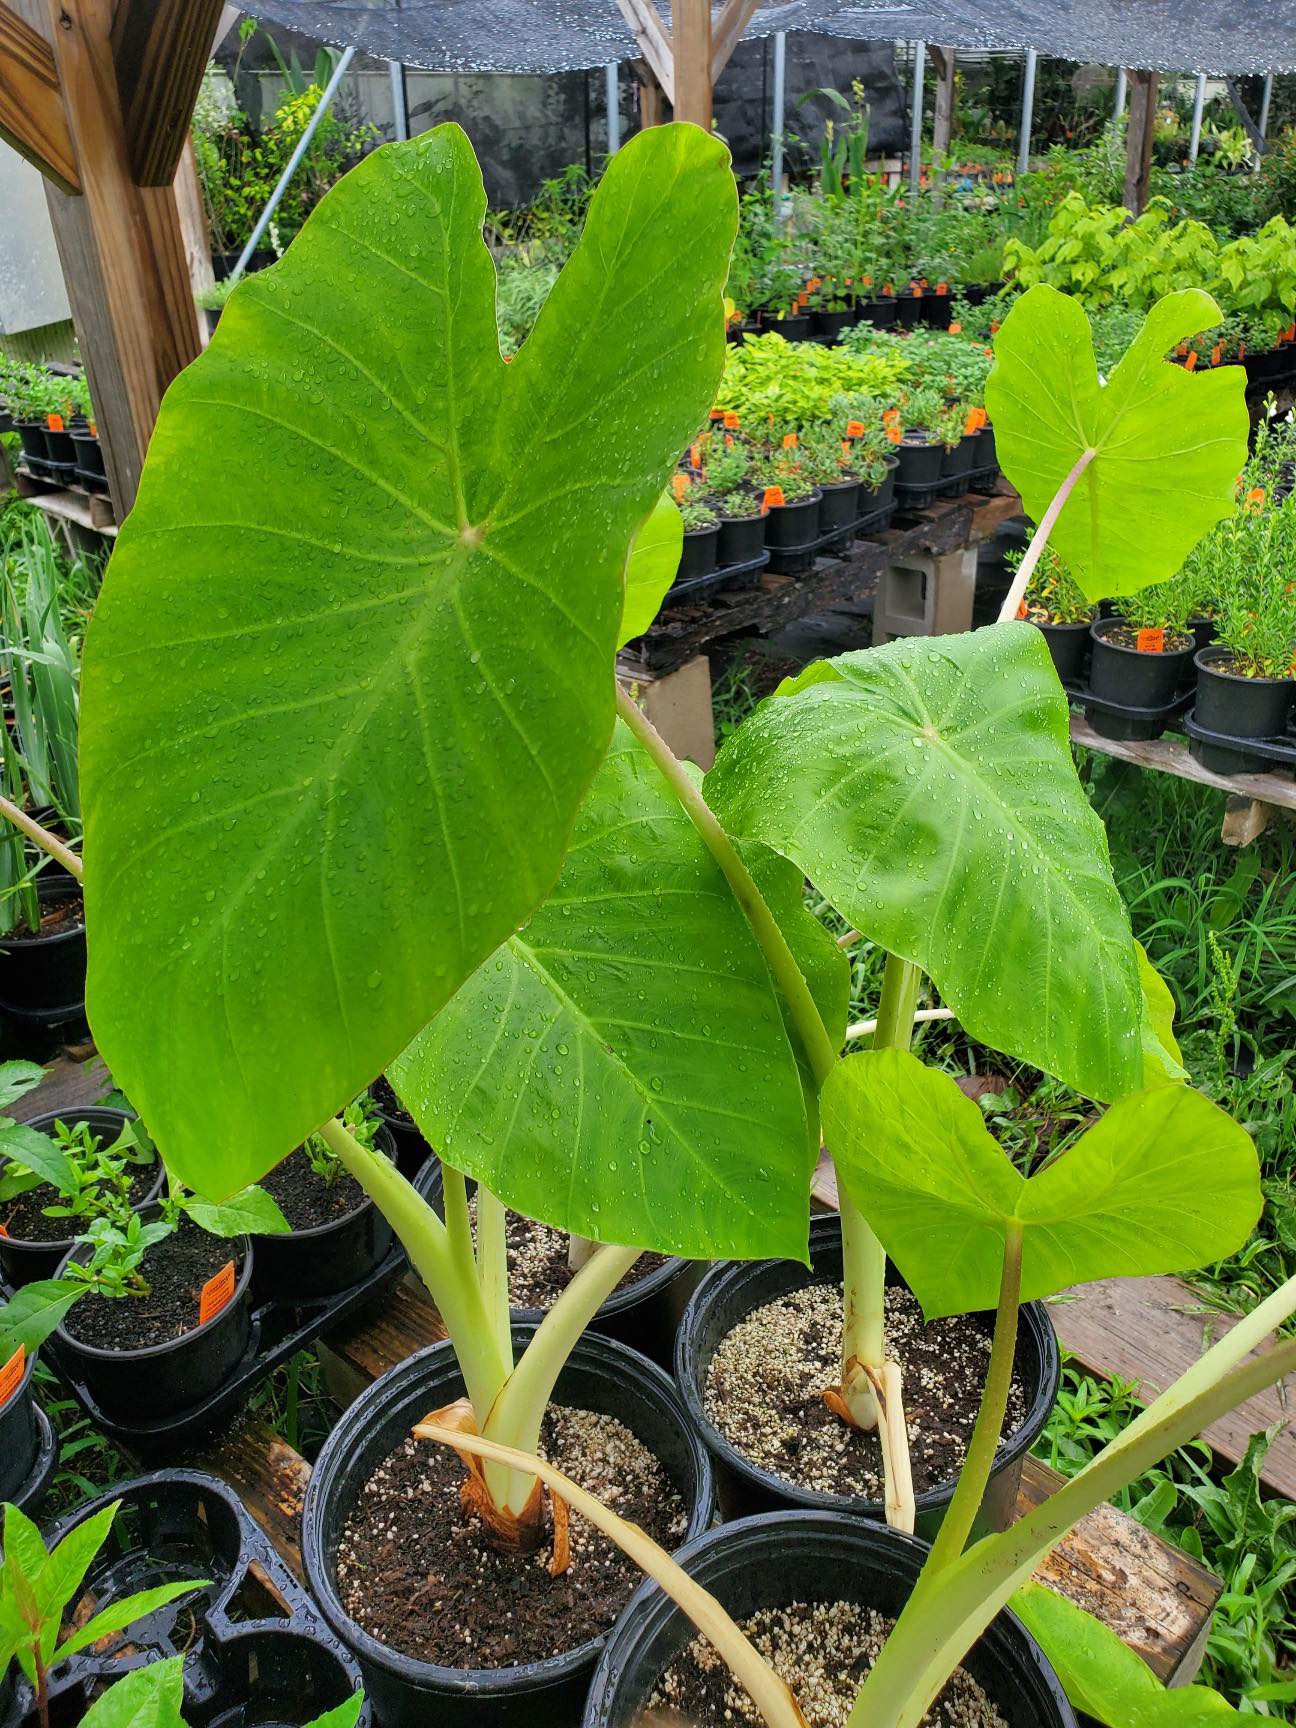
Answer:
620 493 683 647
985 285 1249 600
822 1048 1260 1318
706 625 1142 1103
80 123 737 1195
391 719 815 1260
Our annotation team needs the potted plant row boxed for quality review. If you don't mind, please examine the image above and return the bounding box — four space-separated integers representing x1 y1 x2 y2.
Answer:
0 359 103 490
26 126 1295 1728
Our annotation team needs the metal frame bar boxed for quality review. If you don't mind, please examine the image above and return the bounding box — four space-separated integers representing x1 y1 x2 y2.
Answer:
1017 46 1037 174
909 39 925 201
606 61 620 151
1188 71 1205 163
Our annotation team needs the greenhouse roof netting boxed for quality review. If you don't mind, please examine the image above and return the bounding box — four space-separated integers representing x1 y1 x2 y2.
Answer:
238 0 1296 76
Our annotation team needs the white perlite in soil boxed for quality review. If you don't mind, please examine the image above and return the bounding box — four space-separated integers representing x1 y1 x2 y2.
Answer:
644 1599 1012 1728
704 1282 1028 1499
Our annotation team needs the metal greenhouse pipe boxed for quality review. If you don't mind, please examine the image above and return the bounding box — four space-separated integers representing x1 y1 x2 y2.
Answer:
771 30 787 216
389 60 409 141
606 63 621 152
1189 72 1206 162
1017 47 1037 174
1260 72 1274 138
909 40 926 201
231 45 357 284
1114 67 1127 116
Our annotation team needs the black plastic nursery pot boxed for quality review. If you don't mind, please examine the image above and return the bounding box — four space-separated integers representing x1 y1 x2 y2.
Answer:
418 1161 699 1368
817 476 862 534
42 421 76 471
861 295 899 328
763 312 811 340
763 489 822 551
69 422 106 481
0 872 87 1021
1189 648 1296 773
0 1346 57 1512
812 307 853 342
53 1220 255 1422
677 522 720 582
369 1075 436 1179
1086 619 1196 739
14 421 47 467
896 289 924 328
301 1327 715 1728
940 436 976 480
0 1106 165 1286
1189 615 1218 655
252 1124 398 1303
863 455 900 513
975 422 998 468
582 1511 1075 1728
717 509 766 566
676 1214 1060 1543
1034 619 1093 685
922 289 954 328
893 437 944 489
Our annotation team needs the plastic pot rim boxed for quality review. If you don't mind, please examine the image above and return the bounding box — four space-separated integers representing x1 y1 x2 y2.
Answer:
1089 618 1194 657
0 1114 164 1263
273 1122 398 1243
1193 645 1295 688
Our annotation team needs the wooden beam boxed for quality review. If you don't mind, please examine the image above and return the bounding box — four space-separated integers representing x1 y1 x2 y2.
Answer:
111 0 225 185
711 0 758 82
14 0 202 515
931 44 955 158
1123 68 1158 217
615 0 673 104
671 0 712 128
0 1 79 192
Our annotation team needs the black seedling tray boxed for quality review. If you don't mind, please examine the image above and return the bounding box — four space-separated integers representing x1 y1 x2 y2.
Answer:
25 1156 438 1453
1 1470 370 1728
666 547 769 601
765 500 898 575
73 465 109 492
1064 679 1193 743
13 1402 58 1516
1183 709 1296 776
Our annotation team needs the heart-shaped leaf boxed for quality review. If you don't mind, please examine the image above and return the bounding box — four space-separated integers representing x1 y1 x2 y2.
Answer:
822 1048 1260 1318
80 123 737 1196
706 626 1142 1104
985 285 1249 600
620 493 683 647
391 720 819 1260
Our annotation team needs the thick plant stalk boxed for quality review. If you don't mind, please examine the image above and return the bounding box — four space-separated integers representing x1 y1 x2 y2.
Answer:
848 1303 1296 1728
483 1241 643 1513
441 1164 477 1289
0 793 82 881
412 1422 810 1728
567 1234 597 1273
996 447 1097 624
924 1221 1024 1570
474 1183 512 1364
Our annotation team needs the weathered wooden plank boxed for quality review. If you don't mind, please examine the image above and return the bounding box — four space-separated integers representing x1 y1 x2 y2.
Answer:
1050 1276 1296 1500
110 0 225 185
0 2 79 193
1070 714 1296 815
671 0 712 128
1123 70 1159 218
614 0 673 103
12 1054 110 1122
190 1416 312 1582
711 0 758 80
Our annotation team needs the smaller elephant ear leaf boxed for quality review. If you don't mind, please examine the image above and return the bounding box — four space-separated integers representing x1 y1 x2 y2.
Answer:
985 285 1250 600
823 1049 1261 1318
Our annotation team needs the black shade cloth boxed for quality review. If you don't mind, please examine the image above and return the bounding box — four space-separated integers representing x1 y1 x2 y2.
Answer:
238 1 1296 75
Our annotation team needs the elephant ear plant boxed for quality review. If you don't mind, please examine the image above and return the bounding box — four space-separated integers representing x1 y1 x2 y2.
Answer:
14 118 1283 1709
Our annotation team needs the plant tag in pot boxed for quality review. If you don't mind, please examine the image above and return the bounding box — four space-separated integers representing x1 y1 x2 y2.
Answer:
199 1260 236 1324
0 1345 24 1406
1136 627 1165 653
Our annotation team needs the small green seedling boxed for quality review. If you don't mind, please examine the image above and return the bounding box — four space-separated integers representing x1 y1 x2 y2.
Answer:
0 1500 206 1728
76 1653 364 1728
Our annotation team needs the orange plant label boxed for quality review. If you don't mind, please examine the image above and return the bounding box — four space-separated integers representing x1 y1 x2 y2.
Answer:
949 321 963 333
0 1225 9 1239
1210 344 1222 366
1016 601 1029 620
199 1260 237 1325
47 413 64 432
690 442 703 468
761 485 784 512
1136 627 1165 654
89 421 97 438
885 425 903 445
1184 351 1198 371
723 410 740 430
841 440 852 457
710 407 725 421
936 281 948 294
0 1346 23 1407
806 276 822 293
782 432 798 449
671 473 690 501
845 420 866 437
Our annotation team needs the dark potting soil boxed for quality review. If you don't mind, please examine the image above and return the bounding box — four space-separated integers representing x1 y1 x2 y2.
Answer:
62 1219 242 1351
467 1196 668 1311
371 1074 417 1131
1103 624 1194 653
335 1404 687 1667
0 1160 157 1244
704 1282 1028 1500
260 1146 368 1231
3 889 84 940
646 1599 1010 1728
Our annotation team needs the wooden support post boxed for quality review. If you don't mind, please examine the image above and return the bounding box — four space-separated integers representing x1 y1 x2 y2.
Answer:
930 45 955 158
711 0 758 82
634 58 665 127
111 0 225 185
616 0 674 104
671 0 712 128
1123 68 1159 217
0 1 79 191
12 0 203 516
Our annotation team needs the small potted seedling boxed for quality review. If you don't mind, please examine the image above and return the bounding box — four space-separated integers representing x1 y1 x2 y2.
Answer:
935 397 975 484
706 439 767 565
1088 581 1196 738
1013 545 1096 683
807 276 853 344
676 495 722 582
800 428 860 535
751 442 822 552
890 388 945 490
0 1064 164 1285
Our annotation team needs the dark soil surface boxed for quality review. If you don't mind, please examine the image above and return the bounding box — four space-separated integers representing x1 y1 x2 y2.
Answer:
3 890 84 941
1102 624 1194 653
705 1281 1028 1500
336 1404 688 1668
462 1196 668 1311
370 1075 417 1132
0 1158 157 1245
62 1219 243 1351
261 1147 368 1231
647 1599 1010 1728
